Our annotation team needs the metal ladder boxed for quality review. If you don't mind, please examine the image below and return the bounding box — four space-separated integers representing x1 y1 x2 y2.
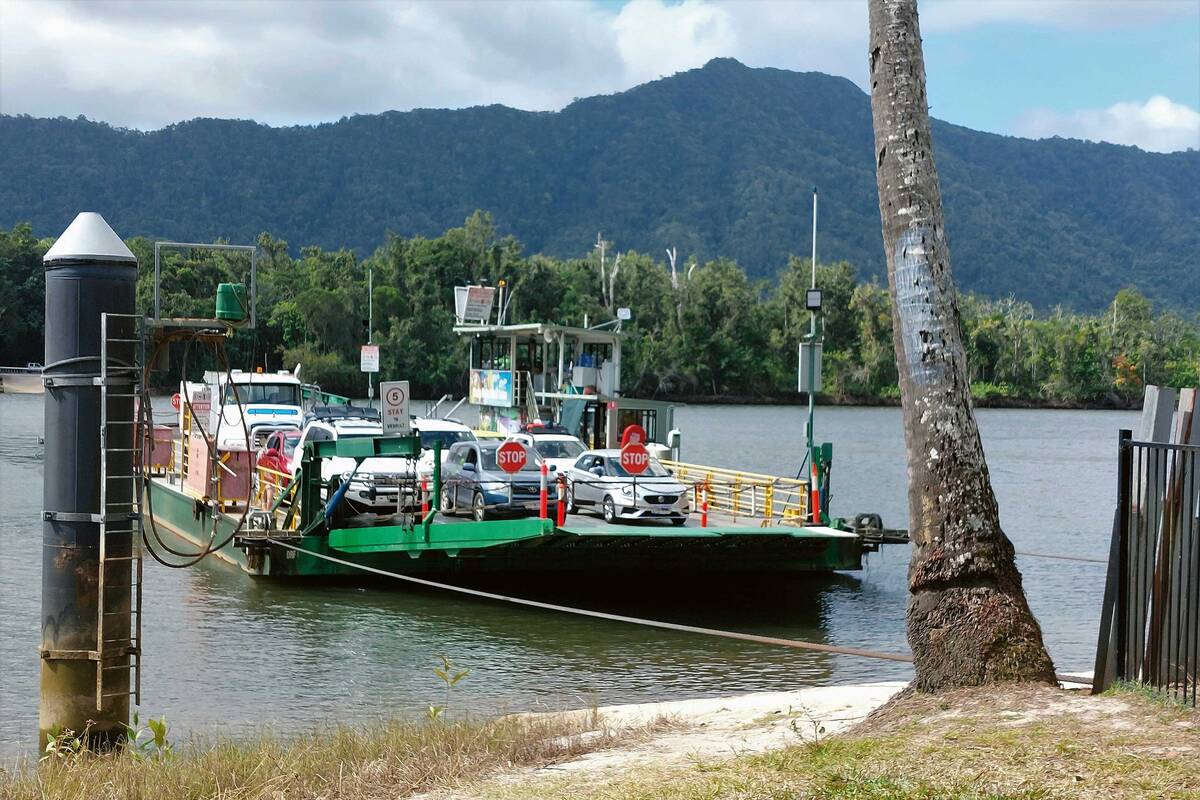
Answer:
515 370 540 422
95 312 144 710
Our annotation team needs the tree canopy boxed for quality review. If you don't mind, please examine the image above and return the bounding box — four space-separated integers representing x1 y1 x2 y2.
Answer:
3 214 1197 406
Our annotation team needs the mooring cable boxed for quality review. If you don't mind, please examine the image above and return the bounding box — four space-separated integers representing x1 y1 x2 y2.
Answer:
264 537 1093 686
1015 550 1108 565
264 538 911 661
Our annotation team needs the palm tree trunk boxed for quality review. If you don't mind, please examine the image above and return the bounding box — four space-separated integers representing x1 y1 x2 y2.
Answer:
868 0 1056 690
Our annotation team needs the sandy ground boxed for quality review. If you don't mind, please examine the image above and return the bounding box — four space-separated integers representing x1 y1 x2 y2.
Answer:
417 681 907 799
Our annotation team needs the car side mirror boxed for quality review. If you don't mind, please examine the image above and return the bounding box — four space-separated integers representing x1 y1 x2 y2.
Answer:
590 466 604 477
462 463 476 473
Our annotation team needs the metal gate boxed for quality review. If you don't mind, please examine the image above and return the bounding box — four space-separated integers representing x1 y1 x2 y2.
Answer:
1094 428 1200 704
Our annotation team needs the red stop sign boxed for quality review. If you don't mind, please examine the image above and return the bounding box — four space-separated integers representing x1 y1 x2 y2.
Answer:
171 392 181 411
620 443 650 475
496 440 528 473
620 424 647 448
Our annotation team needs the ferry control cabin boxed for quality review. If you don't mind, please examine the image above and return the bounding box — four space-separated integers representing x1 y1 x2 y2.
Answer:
453 321 675 450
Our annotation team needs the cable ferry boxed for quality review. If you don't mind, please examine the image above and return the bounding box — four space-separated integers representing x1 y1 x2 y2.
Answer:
138 275 904 582
16 214 898 584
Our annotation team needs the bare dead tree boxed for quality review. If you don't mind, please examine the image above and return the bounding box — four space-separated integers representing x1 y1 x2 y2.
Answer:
608 253 621 312
868 0 1056 690
594 232 608 308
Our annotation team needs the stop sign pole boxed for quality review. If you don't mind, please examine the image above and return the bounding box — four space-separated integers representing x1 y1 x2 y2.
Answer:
621 442 649 502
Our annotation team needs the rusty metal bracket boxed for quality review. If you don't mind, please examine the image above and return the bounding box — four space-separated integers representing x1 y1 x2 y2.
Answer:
39 645 138 661
43 510 140 523
39 648 99 661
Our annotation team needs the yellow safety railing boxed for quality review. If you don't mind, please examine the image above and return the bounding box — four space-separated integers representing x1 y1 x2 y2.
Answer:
253 464 300 530
659 459 810 525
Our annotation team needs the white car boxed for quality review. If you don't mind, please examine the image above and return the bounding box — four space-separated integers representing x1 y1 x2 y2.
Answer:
290 413 416 513
510 431 587 475
413 417 477 482
565 449 690 525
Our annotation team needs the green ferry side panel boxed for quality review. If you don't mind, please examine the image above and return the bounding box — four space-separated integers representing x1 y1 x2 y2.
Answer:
148 478 864 578
328 517 555 554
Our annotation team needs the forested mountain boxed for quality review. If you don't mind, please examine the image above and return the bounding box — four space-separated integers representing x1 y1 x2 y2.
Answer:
1 58 1197 311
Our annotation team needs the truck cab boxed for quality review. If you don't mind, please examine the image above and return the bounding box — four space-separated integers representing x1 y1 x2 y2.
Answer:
190 369 304 450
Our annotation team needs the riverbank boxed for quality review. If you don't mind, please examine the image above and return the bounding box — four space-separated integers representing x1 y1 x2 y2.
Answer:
4 681 1194 799
655 389 1141 411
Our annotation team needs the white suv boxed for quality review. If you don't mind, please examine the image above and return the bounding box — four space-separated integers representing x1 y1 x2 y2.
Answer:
510 431 587 474
413 417 476 482
291 415 416 513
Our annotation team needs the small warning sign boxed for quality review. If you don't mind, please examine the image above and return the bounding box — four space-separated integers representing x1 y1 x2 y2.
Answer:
380 380 410 435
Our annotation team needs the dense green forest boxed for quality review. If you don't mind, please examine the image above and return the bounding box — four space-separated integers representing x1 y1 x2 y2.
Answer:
3 214 1197 406
2 58 1196 312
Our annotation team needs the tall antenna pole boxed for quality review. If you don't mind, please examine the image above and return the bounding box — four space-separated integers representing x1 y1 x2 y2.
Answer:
807 187 818 469
811 188 818 291
367 261 374 406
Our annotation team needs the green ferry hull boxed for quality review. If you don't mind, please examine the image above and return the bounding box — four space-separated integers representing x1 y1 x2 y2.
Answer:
147 477 867 580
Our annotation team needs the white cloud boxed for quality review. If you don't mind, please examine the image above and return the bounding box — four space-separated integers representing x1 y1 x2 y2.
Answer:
0 0 627 127
0 0 1195 146
613 0 737 84
0 0 874 129
1016 96 1200 153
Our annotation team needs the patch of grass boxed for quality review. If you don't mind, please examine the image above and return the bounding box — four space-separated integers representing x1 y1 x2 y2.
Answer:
473 685 1200 800
1106 679 1194 710
0 713 634 800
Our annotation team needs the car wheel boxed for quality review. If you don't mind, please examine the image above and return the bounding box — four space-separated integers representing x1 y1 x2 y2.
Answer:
671 516 686 527
565 484 578 514
602 496 617 524
472 492 489 522
440 485 454 515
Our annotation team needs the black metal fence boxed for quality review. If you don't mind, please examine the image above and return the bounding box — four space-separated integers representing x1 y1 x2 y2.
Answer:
1094 429 1200 704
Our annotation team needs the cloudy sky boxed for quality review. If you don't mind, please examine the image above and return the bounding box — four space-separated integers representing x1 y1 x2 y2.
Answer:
1 0 1197 152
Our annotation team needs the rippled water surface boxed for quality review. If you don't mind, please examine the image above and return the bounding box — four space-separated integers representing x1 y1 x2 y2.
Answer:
0 394 1135 758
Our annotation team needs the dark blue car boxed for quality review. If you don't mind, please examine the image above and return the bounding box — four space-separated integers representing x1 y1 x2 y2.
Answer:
439 440 545 521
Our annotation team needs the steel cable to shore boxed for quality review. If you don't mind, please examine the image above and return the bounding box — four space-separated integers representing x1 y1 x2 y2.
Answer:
1015 551 1108 565
261 536 1092 686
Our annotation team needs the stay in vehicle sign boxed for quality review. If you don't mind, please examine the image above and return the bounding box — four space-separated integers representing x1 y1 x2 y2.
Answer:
380 380 410 435
497 440 528 473
620 443 649 475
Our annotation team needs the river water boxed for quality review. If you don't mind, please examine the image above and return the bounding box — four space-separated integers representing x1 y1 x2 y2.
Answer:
0 394 1135 759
